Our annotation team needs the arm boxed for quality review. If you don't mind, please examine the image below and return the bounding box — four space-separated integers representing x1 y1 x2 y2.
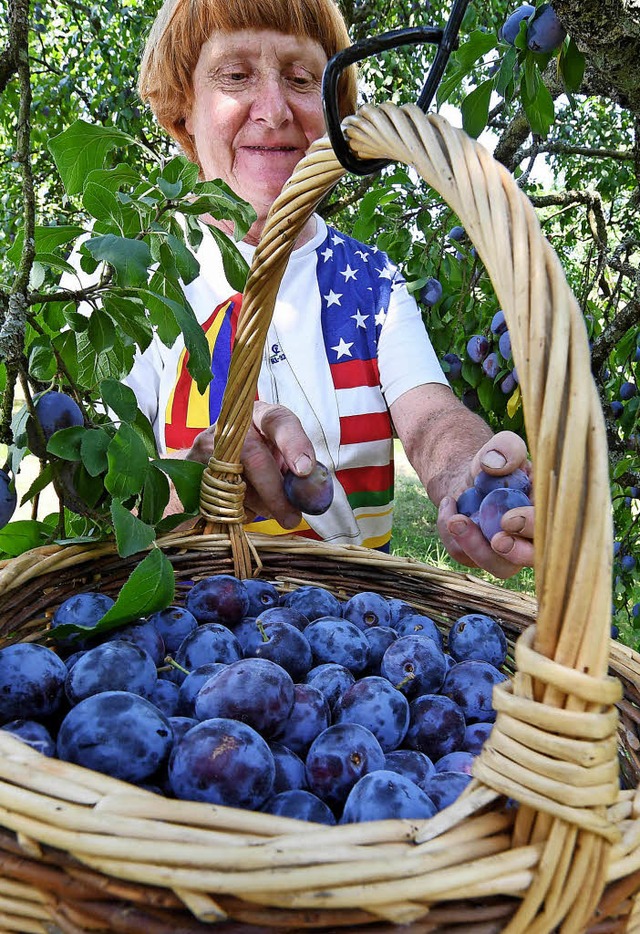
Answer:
390 383 534 578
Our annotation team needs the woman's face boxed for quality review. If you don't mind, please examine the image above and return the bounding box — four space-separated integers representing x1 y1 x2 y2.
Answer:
186 29 328 230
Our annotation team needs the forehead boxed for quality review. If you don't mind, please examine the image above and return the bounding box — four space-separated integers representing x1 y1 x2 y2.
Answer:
197 28 328 70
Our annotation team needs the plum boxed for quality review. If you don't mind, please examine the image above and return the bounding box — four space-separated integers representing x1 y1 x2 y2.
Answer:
342 591 391 630
26 390 83 457
0 469 17 529
0 643 68 723
57 691 172 783
448 613 508 668
305 722 386 808
184 574 249 626
442 352 462 381
478 487 532 541
168 717 275 808
381 634 446 697
262 789 336 824
466 335 489 364
419 277 443 307
283 461 334 515
526 4 567 53
500 4 535 44
341 770 436 823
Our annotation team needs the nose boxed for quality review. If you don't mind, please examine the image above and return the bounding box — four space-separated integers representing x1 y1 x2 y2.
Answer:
250 74 293 128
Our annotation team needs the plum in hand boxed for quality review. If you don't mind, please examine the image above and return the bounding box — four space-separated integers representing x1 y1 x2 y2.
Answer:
283 462 334 515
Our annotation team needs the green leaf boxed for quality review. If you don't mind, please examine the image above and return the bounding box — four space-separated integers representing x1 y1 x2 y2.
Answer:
166 233 200 285
138 289 212 394
521 74 555 137
455 30 498 69
6 224 84 268
188 179 256 240
80 428 112 476
87 308 116 353
111 499 157 557
461 79 494 139
0 520 50 558
523 56 540 101
53 330 79 383
105 422 149 498
495 46 518 98
52 548 175 638
48 120 135 196
47 426 85 461
102 295 153 353
28 340 57 381
84 234 152 287
85 163 141 193
20 461 55 505
153 458 205 513
436 65 468 107
560 37 586 92
205 225 250 293
140 465 171 525
462 359 482 388
100 378 139 423
161 156 200 190
83 181 125 231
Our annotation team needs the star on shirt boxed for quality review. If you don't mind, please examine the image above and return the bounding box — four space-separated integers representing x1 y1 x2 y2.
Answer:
332 338 354 359
321 247 334 262
324 290 343 307
375 307 387 327
355 250 369 262
340 264 358 282
377 266 394 280
331 234 345 246
351 310 369 329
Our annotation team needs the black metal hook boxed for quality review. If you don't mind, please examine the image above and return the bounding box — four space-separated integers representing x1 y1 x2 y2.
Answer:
322 0 472 176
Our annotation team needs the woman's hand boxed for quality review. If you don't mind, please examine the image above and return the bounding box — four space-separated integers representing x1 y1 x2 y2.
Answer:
187 401 317 528
436 431 534 579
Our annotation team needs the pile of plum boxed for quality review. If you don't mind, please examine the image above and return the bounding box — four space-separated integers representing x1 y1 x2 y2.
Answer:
0 577 511 825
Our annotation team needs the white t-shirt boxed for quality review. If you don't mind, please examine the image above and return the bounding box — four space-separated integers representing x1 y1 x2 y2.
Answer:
125 215 447 548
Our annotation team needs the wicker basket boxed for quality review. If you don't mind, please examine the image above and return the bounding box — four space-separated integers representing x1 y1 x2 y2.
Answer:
0 104 638 934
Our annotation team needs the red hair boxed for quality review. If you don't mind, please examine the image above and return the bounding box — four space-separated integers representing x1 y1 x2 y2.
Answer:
139 0 357 166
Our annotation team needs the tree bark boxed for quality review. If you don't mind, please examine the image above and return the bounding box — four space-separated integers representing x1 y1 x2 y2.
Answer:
551 0 640 113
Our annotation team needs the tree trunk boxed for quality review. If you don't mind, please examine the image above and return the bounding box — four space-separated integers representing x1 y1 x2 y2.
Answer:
551 0 640 113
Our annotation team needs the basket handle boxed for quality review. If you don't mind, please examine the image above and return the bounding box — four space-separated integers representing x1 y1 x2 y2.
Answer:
201 103 613 677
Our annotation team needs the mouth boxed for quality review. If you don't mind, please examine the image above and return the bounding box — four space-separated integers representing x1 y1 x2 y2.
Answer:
243 145 299 153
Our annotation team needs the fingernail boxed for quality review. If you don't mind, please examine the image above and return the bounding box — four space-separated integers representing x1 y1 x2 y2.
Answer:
504 514 526 533
294 453 312 476
440 496 452 510
493 535 515 555
481 449 507 470
449 518 468 536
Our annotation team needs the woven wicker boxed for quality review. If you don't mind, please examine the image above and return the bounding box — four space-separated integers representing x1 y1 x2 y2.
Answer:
0 104 638 934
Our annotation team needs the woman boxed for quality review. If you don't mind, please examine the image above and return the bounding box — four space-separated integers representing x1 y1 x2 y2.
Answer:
133 0 534 577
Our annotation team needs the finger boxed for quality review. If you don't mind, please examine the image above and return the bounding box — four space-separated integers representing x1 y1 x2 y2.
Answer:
472 430 530 477
252 401 316 477
501 505 535 539
490 532 535 568
438 498 525 579
241 424 301 530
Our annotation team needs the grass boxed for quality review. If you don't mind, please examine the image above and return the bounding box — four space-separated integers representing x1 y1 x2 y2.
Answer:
390 454 536 597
